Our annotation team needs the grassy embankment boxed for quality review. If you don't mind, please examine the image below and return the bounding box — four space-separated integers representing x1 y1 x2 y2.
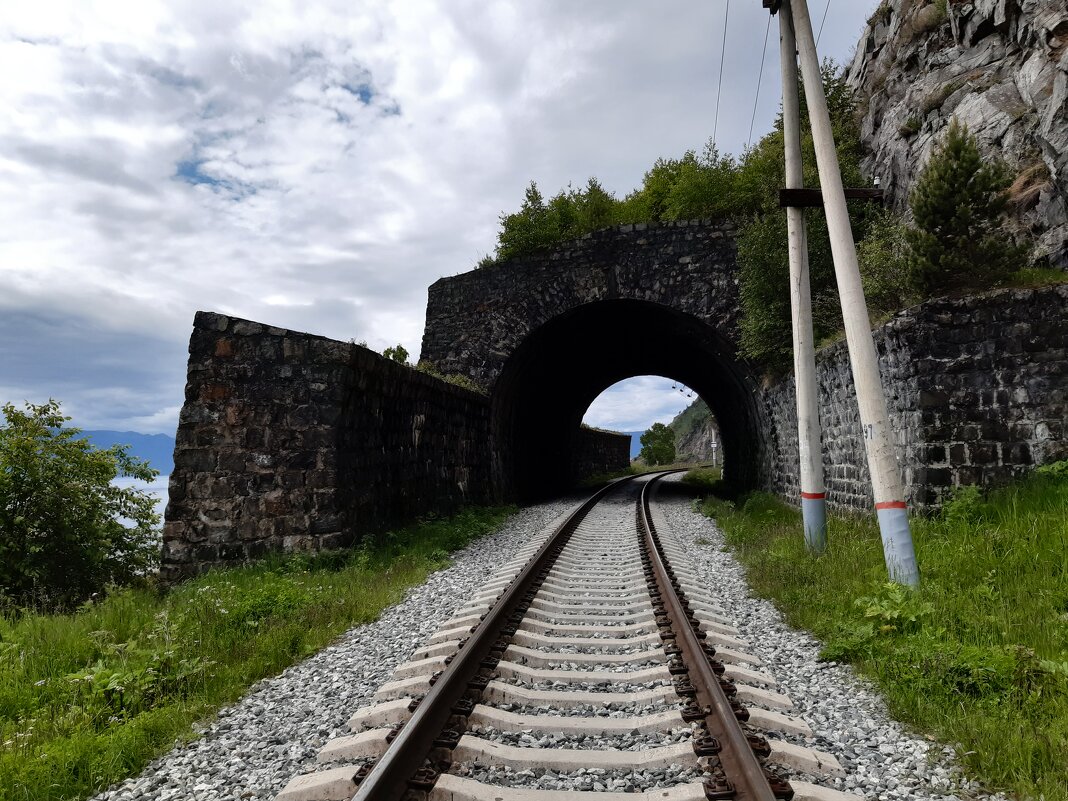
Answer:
0 507 514 801
688 464 1068 801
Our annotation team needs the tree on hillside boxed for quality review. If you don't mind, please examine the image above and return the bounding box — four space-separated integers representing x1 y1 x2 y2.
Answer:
496 179 624 261
0 401 160 609
574 177 617 232
639 423 676 466
907 119 1028 291
618 157 688 222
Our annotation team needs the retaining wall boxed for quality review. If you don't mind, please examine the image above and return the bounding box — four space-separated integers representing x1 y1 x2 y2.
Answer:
767 285 1068 509
572 428 634 482
162 312 629 579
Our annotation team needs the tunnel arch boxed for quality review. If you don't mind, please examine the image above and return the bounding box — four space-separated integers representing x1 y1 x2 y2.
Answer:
490 298 771 500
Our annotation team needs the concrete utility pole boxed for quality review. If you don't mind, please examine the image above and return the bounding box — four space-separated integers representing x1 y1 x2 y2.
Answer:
775 0 920 586
778 0 827 554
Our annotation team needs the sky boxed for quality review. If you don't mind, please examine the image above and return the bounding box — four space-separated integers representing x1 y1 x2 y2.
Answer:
0 0 879 437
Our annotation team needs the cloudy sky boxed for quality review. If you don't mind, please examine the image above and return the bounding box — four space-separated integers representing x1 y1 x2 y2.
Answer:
1 0 877 437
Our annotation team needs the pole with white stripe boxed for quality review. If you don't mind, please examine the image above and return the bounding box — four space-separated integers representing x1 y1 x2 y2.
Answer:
787 0 920 586
778 0 827 553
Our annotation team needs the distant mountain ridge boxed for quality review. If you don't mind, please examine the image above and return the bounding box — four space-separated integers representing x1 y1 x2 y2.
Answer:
81 430 175 475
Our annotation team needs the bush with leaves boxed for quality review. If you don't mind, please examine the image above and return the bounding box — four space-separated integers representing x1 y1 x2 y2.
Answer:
857 207 916 317
0 401 160 609
414 360 486 394
495 179 622 261
382 344 410 364
907 120 1028 292
638 422 676 466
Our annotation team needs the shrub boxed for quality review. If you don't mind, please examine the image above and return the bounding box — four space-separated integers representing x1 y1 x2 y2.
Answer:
857 208 917 316
382 344 409 364
415 361 486 394
898 116 921 137
1036 460 1068 478
0 401 160 609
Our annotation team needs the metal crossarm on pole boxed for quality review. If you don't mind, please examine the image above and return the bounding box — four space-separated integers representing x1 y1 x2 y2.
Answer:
777 0 827 554
779 187 885 207
786 0 920 586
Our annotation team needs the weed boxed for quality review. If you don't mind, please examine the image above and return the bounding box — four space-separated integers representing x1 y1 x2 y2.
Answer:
855 582 934 635
898 116 922 137
680 467 723 494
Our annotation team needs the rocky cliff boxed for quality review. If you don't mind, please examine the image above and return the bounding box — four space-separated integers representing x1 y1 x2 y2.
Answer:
669 399 723 464
846 0 1068 266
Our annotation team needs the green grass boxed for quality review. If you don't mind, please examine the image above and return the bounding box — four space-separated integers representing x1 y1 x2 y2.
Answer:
0 506 514 801
680 466 723 493
1004 267 1068 289
697 468 1068 801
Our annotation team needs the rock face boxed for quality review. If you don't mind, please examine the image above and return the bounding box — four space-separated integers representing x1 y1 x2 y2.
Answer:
847 0 1068 266
669 399 723 464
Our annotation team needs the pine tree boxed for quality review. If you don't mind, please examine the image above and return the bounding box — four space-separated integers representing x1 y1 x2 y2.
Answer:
906 120 1026 292
496 182 559 260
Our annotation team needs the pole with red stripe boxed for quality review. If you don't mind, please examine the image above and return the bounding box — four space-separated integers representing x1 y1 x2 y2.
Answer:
787 0 920 586
778 0 827 553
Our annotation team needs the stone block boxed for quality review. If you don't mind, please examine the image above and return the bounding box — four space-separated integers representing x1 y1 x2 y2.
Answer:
1005 442 1033 465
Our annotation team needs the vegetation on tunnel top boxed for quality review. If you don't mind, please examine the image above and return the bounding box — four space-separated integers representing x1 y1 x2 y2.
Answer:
483 61 1054 372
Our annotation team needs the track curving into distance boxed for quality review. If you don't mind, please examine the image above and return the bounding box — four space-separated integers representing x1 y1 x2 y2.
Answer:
276 473 856 801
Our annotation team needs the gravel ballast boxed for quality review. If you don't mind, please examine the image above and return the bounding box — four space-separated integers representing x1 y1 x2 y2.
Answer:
90 499 576 801
657 480 1009 801
92 478 1012 801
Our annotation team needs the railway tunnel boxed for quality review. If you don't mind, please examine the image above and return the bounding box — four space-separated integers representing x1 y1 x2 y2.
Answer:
419 219 775 503
492 297 767 500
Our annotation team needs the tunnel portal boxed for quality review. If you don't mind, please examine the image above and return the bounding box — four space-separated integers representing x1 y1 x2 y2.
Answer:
419 219 773 500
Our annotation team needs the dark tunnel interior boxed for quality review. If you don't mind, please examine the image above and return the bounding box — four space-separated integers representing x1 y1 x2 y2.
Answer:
491 299 769 501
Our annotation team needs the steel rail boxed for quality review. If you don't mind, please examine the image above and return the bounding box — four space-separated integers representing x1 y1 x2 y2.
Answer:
351 475 640 801
639 474 778 801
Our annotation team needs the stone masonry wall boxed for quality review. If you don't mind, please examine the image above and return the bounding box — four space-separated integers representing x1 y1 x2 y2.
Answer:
767 285 1068 510
163 312 496 580
421 220 741 390
572 428 633 482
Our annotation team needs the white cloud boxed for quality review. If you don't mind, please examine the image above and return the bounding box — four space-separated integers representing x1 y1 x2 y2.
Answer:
0 0 879 433
583 376 698 433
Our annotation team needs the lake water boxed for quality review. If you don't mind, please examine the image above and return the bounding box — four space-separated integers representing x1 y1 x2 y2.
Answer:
112 475 170 520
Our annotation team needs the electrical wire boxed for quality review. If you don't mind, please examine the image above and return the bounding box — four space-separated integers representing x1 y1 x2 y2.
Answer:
816 0 831 46
711 0 731 151
747 14 773 150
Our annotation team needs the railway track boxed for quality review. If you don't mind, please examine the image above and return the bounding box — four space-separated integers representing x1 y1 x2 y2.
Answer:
275 473 859 801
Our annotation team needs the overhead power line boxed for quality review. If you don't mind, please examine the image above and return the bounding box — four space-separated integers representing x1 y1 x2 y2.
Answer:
711 0 731 151
747 14 773 150
816 0 832 46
